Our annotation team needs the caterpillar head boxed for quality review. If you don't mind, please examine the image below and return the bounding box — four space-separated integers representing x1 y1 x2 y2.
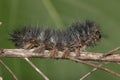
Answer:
69 20 101 47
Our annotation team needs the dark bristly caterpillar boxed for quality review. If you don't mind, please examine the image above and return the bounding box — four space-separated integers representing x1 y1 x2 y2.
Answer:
10 20 101 57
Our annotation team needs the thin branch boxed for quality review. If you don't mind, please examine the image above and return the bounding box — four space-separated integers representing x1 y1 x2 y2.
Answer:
24 58 49 80
103 47 120 57
1 49 120 63
0 21 2 26
79 47 120 80
0 77 3 80
0 47 120 78
0 59 18 80
69 57 120 78
80 64 102 80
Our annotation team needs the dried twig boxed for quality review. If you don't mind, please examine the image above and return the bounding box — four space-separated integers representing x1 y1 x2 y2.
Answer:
0 59 18 80
0 22 2 26
103 47 120 57
0 47 120 79
80 64 102 80
1 49 120 63
24 58 49 80
0 77 3 80
69 57 120 78
79 47 120 80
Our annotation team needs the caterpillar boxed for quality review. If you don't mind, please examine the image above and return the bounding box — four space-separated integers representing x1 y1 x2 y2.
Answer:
10 20 101 57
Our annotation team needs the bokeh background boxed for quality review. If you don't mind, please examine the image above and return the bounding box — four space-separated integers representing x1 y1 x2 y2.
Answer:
0 0 120 80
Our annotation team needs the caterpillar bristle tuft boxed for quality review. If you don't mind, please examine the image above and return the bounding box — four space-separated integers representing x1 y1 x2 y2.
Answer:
10 20 101 56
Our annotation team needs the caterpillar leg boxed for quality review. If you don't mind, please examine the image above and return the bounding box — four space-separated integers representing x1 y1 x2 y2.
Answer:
61 48 70 58
75 47 81 57
33 43 45 53
23 43 35 49
23 39 39 49
49 48 58 57
75 45 87 57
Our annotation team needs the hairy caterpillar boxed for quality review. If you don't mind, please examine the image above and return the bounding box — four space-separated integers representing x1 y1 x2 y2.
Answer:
10 20 101 57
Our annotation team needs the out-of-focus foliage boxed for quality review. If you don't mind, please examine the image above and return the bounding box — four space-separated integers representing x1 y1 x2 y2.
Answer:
0 0 120 80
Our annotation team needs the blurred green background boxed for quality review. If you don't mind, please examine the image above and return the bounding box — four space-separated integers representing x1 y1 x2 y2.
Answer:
0 0 120 80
